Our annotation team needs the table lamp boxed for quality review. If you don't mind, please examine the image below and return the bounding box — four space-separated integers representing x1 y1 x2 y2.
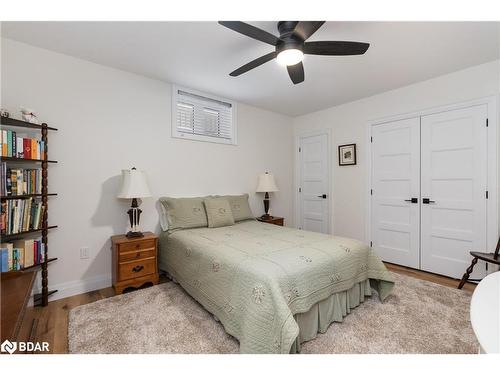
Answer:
256 172 279 219
117 167 152 238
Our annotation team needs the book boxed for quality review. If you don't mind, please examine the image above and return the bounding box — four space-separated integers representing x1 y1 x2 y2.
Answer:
7 130 12 157
13 239 34 268
23 138 31 159
16 137 24 158
12 248 18 270
1 130 7 157
1 243 13 270
0 248 8 272
0 202 6 231
40 141 45 160
12 131 16 158
0 134 42 159
1 166 42 196
0 198 44 235
40 242 45 262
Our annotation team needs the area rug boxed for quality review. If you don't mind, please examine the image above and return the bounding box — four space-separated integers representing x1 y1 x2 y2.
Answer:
68 273 478 354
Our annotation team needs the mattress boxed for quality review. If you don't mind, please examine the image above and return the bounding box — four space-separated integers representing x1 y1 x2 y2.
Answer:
158 220 394 353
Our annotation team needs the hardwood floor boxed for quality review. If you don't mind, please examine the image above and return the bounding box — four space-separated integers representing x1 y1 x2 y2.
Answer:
18 266 475 354
384 263 476 292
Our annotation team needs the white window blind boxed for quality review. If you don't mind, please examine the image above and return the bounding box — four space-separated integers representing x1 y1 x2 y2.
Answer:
172 86 236 144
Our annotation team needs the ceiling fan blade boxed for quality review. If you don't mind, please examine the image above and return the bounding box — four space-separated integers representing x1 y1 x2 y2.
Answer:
218 21 280 46
287 62 305 84
303 41 370 55
292 21 325 40
229 51 277 77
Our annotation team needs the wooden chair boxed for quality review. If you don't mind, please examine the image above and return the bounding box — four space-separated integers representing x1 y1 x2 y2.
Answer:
458 237 500 289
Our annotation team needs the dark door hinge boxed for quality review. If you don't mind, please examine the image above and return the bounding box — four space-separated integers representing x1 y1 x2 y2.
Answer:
370 189 373 195
298 187 301 193
486 190 489 199
370 136 373 143
370 241 373 247
298 147 301 152
486 118 489 127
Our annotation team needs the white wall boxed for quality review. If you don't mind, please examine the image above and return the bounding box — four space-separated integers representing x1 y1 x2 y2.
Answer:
1 38 294 299
293 60 500 242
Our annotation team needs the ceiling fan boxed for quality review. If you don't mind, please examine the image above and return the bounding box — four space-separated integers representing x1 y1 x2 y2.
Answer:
218 21 370 85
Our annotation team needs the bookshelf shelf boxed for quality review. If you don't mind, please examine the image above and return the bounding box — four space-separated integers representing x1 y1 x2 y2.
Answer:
1 116 58 307
0 156 58 163
1 193 57 200
1 257 58 274
1 226 58 241
1 117 58 131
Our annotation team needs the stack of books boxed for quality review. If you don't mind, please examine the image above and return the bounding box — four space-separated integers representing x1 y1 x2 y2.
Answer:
0 239 45 272
1 198 45 235
1 163 42 196
0 130 46 159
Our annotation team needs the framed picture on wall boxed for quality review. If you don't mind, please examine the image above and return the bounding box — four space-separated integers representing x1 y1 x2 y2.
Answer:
338 143 357 166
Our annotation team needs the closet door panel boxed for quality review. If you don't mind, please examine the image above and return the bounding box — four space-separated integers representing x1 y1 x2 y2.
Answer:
420 105 488 279
371 118 420 268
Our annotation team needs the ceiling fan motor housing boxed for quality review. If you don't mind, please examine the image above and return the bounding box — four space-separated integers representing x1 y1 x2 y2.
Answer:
277 21 300 38
276 21 304 53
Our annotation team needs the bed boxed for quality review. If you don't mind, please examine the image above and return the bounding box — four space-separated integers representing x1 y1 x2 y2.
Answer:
158 219 394 354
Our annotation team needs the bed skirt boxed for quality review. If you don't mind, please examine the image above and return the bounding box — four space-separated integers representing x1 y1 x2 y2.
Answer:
290 279 373 353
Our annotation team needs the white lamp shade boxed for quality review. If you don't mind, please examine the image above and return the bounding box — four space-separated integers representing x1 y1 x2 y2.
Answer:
117 168 152 199
256 172 279 193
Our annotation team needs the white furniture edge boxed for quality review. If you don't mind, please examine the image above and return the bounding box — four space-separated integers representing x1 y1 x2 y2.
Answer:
470 271 500 353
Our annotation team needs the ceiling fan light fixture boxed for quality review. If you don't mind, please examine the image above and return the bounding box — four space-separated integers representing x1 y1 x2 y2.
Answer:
276 48 304 66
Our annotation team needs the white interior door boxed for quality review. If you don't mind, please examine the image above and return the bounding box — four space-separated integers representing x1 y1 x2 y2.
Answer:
371 118 421 268
298 133 329 233
420 105 488 279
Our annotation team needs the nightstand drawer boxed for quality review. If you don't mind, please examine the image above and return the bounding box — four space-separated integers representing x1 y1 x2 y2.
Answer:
119 248 156 262
119 258 156 281
118 239 156 253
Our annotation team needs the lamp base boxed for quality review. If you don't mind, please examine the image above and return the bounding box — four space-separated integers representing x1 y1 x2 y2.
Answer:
260 213 272 220
263 192 270 218
126 231 144 238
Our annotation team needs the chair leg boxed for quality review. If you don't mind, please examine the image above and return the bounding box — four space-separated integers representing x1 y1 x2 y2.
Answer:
458 257 478 289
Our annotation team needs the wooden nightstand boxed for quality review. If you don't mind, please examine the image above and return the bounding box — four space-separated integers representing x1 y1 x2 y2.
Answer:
111 232 159 294
256 216 284 226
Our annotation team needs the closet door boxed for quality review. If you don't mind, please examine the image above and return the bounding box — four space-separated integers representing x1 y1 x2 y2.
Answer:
371 118 421 268
420 105 488 279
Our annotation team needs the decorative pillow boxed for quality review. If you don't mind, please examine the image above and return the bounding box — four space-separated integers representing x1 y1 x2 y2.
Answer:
203 198 235 228
219 194 254 222
159 197 208 232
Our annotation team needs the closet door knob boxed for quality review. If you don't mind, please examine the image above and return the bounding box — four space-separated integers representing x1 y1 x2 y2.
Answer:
404 198 418 203
422 198 436 204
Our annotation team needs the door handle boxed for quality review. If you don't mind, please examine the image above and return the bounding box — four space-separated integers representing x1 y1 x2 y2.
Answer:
404 198 418 203
317 194 327 199
422 198 436 204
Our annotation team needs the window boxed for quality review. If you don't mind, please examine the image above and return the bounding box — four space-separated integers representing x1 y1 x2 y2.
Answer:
172 85 237 145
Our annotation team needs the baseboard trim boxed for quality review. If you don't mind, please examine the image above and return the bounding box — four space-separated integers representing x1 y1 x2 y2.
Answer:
32 274 112 303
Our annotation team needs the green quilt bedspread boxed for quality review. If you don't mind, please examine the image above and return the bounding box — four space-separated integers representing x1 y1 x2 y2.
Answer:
158 220 394 353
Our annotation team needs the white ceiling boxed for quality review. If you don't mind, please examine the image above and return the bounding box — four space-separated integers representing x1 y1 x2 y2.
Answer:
2 21 499 116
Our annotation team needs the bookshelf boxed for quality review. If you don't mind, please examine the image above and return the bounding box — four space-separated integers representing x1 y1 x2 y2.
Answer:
1 116 58 307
